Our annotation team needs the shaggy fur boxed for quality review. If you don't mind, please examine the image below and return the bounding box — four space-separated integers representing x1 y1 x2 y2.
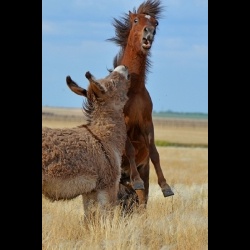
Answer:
42 65 130 215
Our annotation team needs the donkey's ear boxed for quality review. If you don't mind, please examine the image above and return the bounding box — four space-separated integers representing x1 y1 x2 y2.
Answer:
66 76 87 97
85 71 107 94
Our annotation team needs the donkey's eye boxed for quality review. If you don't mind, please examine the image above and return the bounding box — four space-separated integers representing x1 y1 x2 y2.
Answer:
134 18 138 24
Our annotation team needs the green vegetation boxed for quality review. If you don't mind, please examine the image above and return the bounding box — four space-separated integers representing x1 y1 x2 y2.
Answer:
153 110 208 119
155 140 208 148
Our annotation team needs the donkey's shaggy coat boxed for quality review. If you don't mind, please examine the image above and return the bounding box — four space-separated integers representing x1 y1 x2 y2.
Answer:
42 65 130 214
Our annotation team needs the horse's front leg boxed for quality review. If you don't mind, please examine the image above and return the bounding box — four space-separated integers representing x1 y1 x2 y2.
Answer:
148 124 174 197
125 138 144 190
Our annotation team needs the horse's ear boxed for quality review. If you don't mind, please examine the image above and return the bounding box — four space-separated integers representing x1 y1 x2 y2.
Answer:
128 11 134 18
129 11 137 23
85 71 107 94
66 76 88 97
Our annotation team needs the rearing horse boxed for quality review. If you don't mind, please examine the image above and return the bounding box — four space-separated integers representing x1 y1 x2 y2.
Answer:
107 0 174 206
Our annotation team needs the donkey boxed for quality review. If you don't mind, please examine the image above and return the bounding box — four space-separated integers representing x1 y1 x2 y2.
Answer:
42 65 130 217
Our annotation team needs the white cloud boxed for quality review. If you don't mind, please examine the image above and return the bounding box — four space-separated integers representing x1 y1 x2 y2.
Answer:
194 0 208 7
73 0 142 12
153 37 207 69
42 19 112 39
167 0 207 8
42 21 56 34
160 37 184 50
192 44 208 57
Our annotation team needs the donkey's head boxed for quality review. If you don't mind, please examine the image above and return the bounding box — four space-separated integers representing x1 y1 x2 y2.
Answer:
66 65 130 111
86 65 130 108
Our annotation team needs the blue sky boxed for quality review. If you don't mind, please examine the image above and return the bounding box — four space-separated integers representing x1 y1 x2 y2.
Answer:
42 0 208 113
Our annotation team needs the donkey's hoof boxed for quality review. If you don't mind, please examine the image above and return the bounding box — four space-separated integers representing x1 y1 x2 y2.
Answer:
132 181 145 190
162 187 174 197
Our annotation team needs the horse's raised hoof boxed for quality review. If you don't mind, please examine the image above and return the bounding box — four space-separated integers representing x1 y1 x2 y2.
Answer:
132 181 145 190
162 187 174 197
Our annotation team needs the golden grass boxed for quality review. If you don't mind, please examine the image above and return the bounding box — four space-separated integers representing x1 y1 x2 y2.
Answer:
42 106 208 145
154 125 207 145
42 108 208 249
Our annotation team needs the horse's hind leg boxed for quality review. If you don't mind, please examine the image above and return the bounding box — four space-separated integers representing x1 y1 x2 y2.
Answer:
148 126 174 197
149 145 174 197
125 138 145 190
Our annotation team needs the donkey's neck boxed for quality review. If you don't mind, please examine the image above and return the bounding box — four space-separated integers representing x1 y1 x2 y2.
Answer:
90 109 125 130
87 109 127 148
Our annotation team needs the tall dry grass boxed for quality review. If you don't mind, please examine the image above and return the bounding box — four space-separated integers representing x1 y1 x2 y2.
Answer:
42 109 208 250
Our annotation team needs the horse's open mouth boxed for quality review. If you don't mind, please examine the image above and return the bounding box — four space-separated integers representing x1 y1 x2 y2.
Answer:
142 38 152 50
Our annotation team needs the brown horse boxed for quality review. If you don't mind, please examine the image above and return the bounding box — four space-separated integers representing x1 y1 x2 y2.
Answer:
107 0 174 206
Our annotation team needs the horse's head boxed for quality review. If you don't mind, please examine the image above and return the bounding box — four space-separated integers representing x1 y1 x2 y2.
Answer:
107 0 164 65
128 12 159 54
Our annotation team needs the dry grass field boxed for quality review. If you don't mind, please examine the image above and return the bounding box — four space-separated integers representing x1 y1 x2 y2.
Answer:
42 107 208 250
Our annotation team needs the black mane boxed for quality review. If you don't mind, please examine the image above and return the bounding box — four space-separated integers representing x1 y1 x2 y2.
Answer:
81 93 95 124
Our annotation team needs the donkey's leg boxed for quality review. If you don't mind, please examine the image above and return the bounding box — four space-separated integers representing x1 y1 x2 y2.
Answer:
96 182 120 218
82 192 97 220
97 185 118 207
125 138 144 190
148 124 174 197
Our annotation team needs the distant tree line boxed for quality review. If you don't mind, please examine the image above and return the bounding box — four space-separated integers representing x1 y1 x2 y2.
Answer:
152 110 208 119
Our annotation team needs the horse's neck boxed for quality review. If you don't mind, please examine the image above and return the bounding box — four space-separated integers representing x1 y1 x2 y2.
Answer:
120 47 147 90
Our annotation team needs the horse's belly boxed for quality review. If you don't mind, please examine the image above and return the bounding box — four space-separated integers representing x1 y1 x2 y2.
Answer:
121 151 149 174
42 175 97 201
122 148 149 166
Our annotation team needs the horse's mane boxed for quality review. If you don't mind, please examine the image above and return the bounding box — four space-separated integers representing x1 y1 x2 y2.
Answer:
107 0 164 71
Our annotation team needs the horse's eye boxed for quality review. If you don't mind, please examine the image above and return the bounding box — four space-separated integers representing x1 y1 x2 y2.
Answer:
134 18 138 24
155 20 159 26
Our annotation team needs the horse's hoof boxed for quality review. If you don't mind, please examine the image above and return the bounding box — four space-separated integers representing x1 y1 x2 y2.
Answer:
132 181 145 190
162 187 174 197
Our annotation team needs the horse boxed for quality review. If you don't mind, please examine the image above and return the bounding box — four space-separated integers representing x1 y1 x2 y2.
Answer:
107 0 174 207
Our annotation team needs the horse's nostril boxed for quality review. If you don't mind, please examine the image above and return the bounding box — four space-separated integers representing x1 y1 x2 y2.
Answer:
144 27 155 37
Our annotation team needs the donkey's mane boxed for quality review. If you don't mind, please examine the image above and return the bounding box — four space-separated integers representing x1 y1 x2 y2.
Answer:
107 0 164 73
82 93 95 123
